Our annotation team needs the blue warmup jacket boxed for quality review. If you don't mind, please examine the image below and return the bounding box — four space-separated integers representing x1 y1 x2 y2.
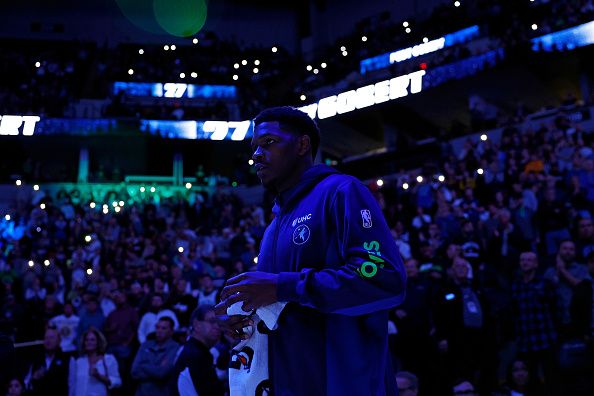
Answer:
257 164 407 396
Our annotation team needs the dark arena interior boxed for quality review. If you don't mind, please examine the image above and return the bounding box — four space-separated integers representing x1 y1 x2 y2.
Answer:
1 0 594 395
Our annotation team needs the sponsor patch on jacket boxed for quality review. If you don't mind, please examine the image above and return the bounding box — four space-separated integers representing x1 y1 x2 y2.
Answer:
292 213 312 227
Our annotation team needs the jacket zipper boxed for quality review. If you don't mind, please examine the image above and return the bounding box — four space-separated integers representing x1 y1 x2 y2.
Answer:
271 214 281 271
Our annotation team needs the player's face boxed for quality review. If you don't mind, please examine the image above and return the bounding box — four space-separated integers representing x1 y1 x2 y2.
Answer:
251 122 300 191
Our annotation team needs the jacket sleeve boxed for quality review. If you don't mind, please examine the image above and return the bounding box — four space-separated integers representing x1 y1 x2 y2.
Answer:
104 355 122 389
68 357 76 396
130 344 148 380
141 344 179 379
277 179 407 315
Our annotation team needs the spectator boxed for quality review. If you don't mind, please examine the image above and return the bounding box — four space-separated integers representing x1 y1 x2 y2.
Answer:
174 306 224 396
451 379 478 396
575 216 594 262
49 301 80 355
76 296 105 341
5 377 26 396
169 279 196 327
511 252 557 389
396 371 419 396
103 289 138 388
131 317 180 396
392 259 435 385
196 275 220 308
493 359 544 396
538 186 571 256
137 294 179 344
24 326 69 395
544 240 591 336
434 257 496 393
68 327 121 396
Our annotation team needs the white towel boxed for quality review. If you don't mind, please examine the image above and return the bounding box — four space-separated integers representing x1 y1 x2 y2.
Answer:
227 301 287 396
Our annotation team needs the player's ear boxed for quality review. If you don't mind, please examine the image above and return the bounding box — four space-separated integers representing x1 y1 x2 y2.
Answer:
297 135 311 157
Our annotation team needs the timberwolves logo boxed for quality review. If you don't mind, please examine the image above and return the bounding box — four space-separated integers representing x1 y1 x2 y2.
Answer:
293 224 310 245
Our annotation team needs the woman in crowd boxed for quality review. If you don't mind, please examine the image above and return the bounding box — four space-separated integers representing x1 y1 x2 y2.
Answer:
68 327 121 396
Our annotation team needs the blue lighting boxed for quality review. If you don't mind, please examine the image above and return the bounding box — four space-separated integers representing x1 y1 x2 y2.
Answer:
113 82 237 99
360 25 480 74
532 20 594 52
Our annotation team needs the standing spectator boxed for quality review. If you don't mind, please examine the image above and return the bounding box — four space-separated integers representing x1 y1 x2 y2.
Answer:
537 187 571 256
137 294 179 344
544 240 591 336
392 259 435 386
575 216 594 263
103 289 138 389
434 257 496 393
511 252 557 388
68 328 121 396
76 296 105 341
49 301 80 355
196 275 219 308
25 326 69 395
174 306 224 396
131 317 179 396
169 279 196 327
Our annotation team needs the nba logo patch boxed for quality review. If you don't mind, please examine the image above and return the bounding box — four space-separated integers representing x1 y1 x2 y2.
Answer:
361 209 372 228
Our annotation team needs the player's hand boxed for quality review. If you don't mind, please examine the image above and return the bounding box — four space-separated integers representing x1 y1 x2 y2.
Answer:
214 314 254 340
217 271 279 312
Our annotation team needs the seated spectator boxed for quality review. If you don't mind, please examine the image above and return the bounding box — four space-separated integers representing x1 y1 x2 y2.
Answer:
174 306 224 396
131 317 180 396
137 293 179 344
396 371 419 396
24 326 69 395
68 327 121 396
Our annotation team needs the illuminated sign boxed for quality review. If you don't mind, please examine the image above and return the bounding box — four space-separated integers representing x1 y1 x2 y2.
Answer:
0 115 40 136
113 82 237 99
360 25 479 74
389 38 445 63
140 120 252 140
532 20 594 52
299 70 425 120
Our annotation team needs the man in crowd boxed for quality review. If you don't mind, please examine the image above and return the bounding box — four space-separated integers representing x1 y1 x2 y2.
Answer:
49 301 80 356
511 251 557 389
138 293 179 344
132 316 180 396
174 306 224 396
544 240 591 337
25 326 69 395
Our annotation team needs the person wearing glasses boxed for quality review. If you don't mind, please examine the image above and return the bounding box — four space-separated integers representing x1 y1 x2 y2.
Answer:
174 306 224 396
